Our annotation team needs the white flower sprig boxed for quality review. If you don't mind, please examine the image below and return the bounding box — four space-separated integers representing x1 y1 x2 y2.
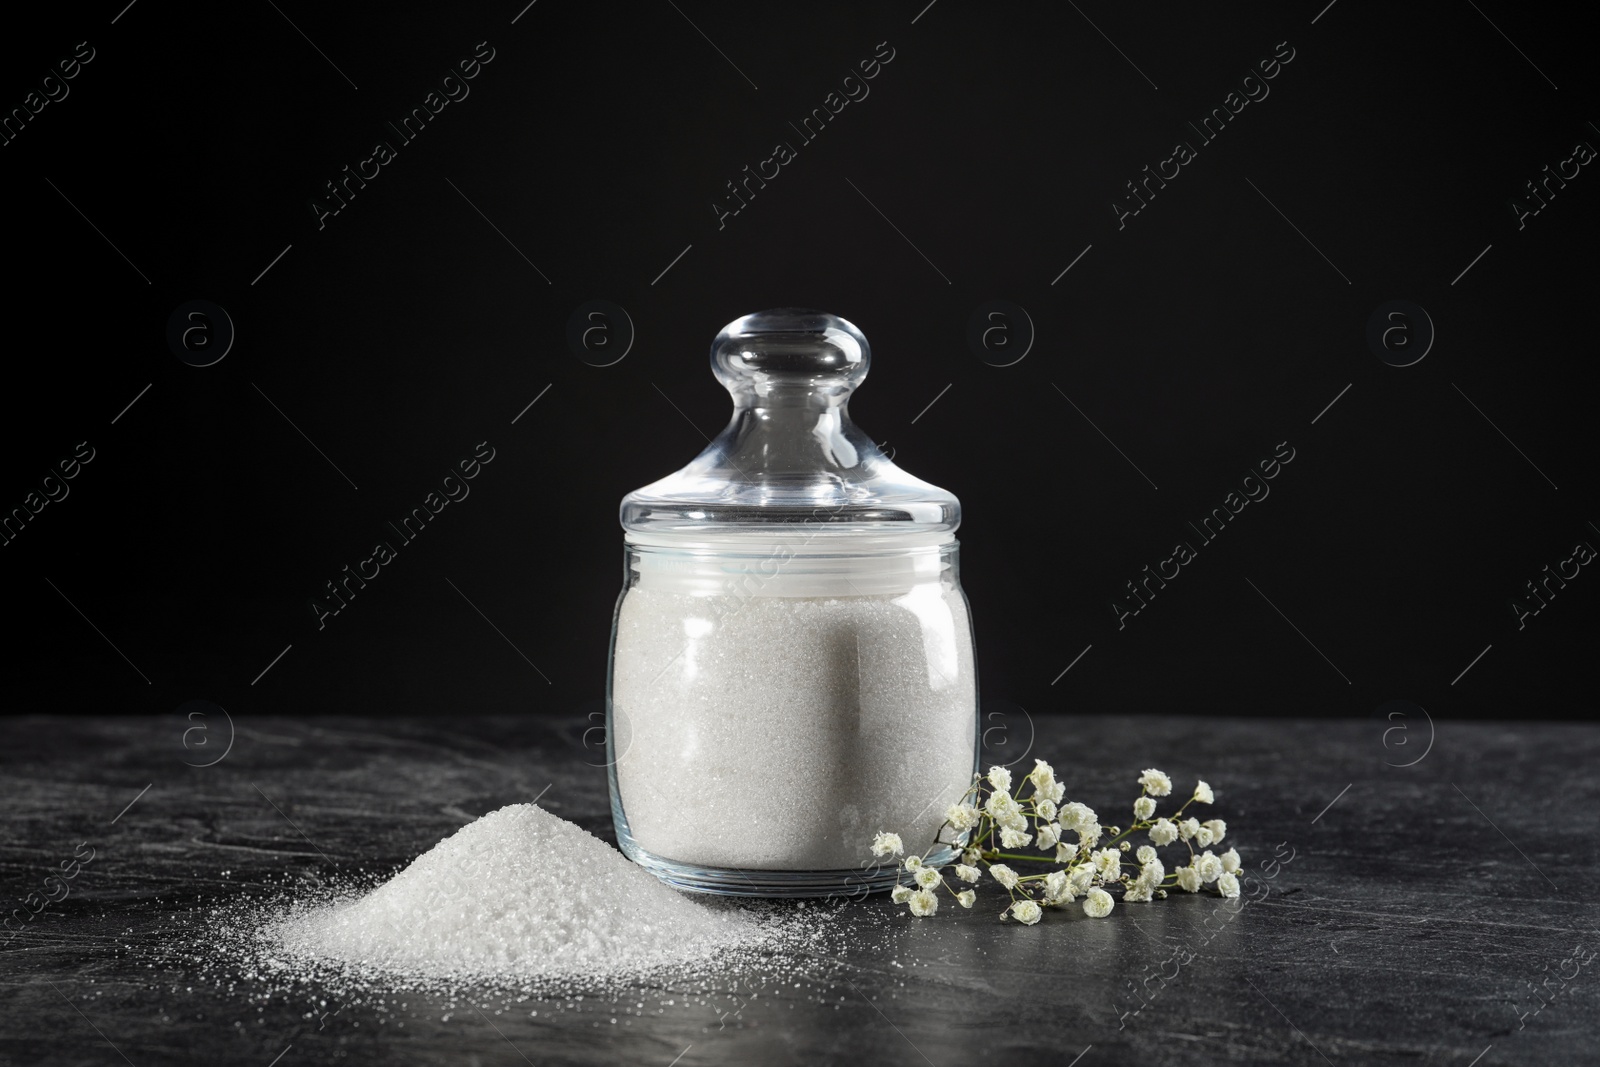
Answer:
869 761 1241 922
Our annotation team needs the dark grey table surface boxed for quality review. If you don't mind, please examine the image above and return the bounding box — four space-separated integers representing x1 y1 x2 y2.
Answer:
1 713 1595 1067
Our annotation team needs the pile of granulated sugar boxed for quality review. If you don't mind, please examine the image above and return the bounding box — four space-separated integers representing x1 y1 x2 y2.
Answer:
264 803 768 983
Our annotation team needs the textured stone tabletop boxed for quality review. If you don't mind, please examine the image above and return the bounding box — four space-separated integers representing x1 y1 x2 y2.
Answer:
1 713 1595 1066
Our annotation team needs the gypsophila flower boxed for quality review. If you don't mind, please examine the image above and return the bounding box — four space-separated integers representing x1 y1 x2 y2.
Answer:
1123 883 1153 903
1000 826 1033 849
1139 859 1165 887
985 790 1020 824
1195 826 1215 848
908 889 939 917
945 803 980 831
1011 899 1043 925
1176 865 1201 892
1179 817 1201 841
1092 848 1121 880
1139 769 1173 797
987 765 1012 792
1035 798 1058 822
1055 841 1077 864
914 866 943 889
990 864 1020 889
1204 819 1227 844
891 885 913 903
1194 780 1214 805
962 848 981 866
1078 822 1103 849
1059 802 1093 831
871 831 904 857
1069 863 1095 891
1221 848 1240 873
957 889 976 908
1149 818 1178 846
904 855 923 871
1048 780 1065 803
1083 887 1115 918
1133 795 1156 821
1036 823 1061 850
1196 850 1223 884
1217 871 1240 898
1028 759 1057 798
955 864 981 884
1136 845 1157 865
1044 869 1076 904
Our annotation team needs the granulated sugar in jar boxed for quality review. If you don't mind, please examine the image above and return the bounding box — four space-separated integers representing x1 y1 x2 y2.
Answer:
607 309 980 896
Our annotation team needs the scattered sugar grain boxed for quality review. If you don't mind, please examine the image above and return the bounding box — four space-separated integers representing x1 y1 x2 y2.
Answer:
139 804 911 1034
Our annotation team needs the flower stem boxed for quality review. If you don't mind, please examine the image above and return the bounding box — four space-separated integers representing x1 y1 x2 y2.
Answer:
1104 820 1149 848
981 850 1051 863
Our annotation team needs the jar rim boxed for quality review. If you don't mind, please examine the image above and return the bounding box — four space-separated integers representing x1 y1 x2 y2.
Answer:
626 529 957 557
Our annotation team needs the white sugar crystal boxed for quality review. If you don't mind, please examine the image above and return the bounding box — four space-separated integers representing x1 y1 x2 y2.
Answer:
613 587 977 869
271 804 759 980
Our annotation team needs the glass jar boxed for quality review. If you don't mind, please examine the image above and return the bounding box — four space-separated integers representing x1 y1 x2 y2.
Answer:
606 309 979 896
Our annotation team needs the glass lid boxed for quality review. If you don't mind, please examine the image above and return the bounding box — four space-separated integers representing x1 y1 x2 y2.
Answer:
620 308 960 537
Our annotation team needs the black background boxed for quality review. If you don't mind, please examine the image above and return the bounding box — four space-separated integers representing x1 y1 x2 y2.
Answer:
2 1 1594 725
